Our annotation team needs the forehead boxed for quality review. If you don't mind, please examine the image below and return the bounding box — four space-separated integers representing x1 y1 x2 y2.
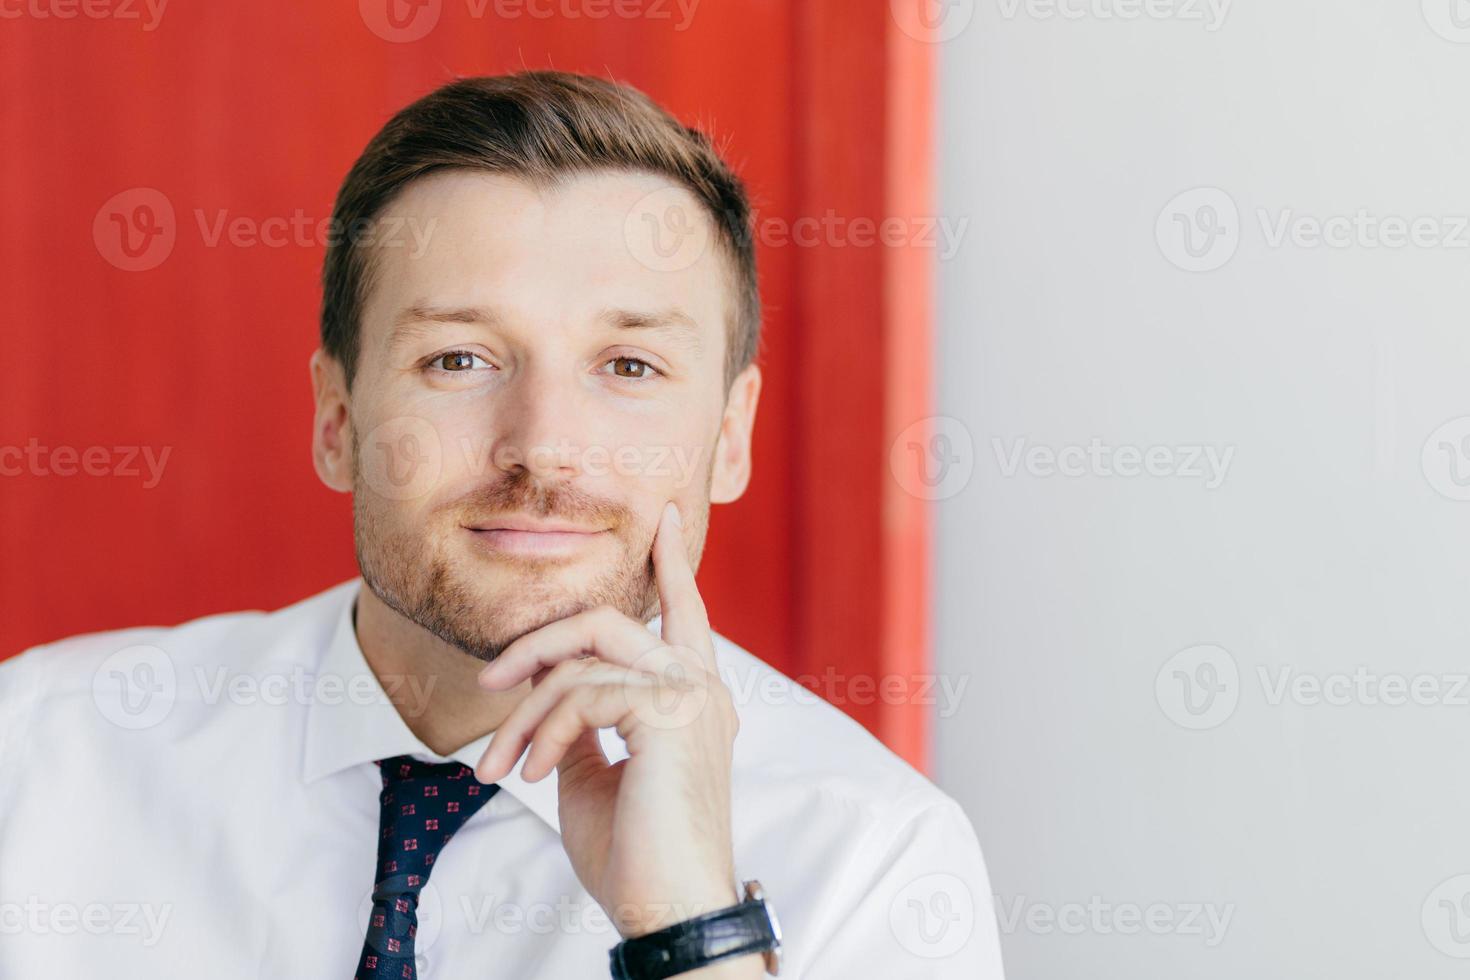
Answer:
359 168 730 350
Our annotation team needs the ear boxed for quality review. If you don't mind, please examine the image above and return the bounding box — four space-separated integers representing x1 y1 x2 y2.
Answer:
310 349 354 493
709 363 762 505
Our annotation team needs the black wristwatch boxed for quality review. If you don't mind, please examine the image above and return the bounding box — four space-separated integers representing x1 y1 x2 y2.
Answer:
608 880 782 980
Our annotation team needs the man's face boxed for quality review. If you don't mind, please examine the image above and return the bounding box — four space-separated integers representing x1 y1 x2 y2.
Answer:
315 169 757 661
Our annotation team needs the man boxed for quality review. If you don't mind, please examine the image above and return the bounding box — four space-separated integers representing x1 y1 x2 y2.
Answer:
0 72 1003 979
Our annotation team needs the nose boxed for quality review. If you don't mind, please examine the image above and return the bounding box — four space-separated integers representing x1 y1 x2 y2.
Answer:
489 363 590 482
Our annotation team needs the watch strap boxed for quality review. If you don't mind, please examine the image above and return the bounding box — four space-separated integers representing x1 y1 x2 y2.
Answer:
609 897 776 980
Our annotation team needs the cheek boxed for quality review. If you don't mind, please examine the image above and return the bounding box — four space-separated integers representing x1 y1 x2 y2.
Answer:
350 413 445 505
580 422 715 501
350 403 482 521
423 407 496 486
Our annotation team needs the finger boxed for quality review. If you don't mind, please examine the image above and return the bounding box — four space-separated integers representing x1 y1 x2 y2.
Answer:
521 684 633 782
475 656 625 781
556 728 610 784
653 501 713 659
478 604 673 690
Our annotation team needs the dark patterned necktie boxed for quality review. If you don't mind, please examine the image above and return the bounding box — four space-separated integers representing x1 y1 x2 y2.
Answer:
354 755 499 979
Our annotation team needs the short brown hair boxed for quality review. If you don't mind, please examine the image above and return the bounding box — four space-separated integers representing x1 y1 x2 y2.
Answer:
320 71 760 389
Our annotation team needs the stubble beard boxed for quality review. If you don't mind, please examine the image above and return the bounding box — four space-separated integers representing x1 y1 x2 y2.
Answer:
352 459 663 663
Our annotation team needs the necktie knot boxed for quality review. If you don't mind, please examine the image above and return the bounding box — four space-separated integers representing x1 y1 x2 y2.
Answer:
355 755 499 979
373 755 497 886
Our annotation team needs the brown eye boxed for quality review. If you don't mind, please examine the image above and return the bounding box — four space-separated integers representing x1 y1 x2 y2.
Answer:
611 357 651 379
437 351 484 371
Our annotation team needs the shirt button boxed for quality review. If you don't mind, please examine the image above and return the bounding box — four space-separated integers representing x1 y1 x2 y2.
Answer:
416 953 430 976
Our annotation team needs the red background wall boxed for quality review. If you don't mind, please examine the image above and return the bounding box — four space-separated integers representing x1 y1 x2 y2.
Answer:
0 0 935 768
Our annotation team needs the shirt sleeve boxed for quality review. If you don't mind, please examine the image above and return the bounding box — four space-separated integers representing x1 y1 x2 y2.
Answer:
798 795 1005 980
0 646 42 808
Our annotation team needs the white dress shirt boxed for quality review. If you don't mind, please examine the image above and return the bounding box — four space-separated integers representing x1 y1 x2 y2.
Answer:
0 579 1003 979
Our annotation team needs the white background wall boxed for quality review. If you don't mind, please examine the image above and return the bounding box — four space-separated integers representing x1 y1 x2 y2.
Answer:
932 2 1470 977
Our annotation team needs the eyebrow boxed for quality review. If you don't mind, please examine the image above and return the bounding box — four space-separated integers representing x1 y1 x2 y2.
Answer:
387 303 705 355
394 305 499 326
386 306 500 354
597 306 705 354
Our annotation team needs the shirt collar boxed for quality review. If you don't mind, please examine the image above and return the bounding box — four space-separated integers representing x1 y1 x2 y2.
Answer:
300 579 571 836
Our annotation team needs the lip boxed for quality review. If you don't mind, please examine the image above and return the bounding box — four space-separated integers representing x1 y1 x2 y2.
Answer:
463 522 609 558
468 516 605 534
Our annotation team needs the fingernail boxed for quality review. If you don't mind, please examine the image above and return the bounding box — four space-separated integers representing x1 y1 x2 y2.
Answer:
664 501 682 529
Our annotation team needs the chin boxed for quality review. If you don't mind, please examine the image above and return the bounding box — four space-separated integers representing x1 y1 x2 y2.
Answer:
363 549 659 664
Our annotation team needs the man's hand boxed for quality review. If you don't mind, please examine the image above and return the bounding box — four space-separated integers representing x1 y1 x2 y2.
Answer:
474 501 754 965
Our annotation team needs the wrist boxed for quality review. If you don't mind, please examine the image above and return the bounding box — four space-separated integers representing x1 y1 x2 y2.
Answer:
616 883 741 939
678 954 765 980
